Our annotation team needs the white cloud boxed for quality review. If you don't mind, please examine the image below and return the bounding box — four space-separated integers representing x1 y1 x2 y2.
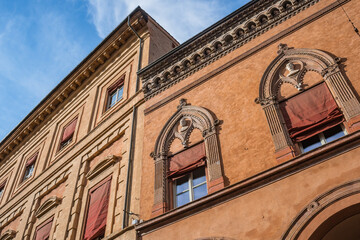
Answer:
86 0 232 43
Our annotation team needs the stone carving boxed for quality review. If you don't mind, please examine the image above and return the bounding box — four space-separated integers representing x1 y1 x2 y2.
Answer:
151 100 224 215
257 44 360 153
140 0 321 100
0 230 16 240
86 155 119 180
35 196 62 218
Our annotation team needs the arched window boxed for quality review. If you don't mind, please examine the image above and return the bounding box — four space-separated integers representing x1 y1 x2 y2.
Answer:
150 99 224 217
256 44 360 161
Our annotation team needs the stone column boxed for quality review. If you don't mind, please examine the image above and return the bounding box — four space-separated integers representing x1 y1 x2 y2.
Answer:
204 131 224 193
323 64 360 132
262 101 295 162
151 155 167 217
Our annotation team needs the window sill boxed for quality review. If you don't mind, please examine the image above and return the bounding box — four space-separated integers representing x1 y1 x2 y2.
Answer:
136 130 360 236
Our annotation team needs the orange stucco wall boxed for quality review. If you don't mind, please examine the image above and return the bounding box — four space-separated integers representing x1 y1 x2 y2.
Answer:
140 0 360 229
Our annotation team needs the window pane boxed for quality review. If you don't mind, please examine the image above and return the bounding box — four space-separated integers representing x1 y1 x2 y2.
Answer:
193 168 206 186
176 191 190 207
324 125 345 143
110 93 117 107
301 135 322 153
24 164 34 180
193 183 207 200
116 86 124 101
176 176 189 194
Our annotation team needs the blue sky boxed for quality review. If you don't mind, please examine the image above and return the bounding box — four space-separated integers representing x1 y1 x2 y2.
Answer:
0 0 251 141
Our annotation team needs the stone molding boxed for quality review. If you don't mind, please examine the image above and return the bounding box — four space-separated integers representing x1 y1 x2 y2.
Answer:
256 44 360 158
282 179 360 239
0 11 147 162
140 0 322 100
22 168 70 240
0 230 16 240
151 99 224 217
86 155 119 180
35 196 62 219
0 203 25 230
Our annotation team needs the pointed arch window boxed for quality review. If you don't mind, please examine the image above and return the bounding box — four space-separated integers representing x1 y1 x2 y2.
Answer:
150 100 224 217
256 44 360 160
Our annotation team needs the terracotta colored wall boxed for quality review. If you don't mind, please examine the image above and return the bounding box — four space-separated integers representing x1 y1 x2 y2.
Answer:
140 0 360 220
141 141 360 240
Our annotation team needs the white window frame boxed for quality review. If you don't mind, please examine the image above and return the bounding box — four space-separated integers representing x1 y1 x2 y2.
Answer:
174 170 207 207
107 85 124 109
299 124 347 153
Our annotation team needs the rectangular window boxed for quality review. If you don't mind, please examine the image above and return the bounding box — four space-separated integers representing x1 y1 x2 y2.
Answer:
174 167 207 208
0 181 5 199
23 153 37 182
34 217 53 240
60 118 78 149
83 178 111 240
106 78 124 110
300 124 346 153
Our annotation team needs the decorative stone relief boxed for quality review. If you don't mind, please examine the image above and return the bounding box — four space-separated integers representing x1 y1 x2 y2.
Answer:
151 99 224 217
86 155 119 180
0 230 16 240
35 196 62 218
256 44 360 158
140 0 322 100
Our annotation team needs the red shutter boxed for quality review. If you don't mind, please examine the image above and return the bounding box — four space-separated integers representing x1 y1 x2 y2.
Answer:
108 76 125 93
83 179 111 240
168 142 206 179
280 83 344 141
26 153 38 167
35 217 53 240
0 181 6 189
61 118 78 143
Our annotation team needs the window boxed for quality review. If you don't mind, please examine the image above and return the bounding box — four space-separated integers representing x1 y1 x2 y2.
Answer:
300 124 346 153
0 181 5 199
59 118 77 149
174 167 207 207
106 78 124 110
83 178 111 240
280 83 344 153
168 142 207 208
34 217 53 240
23 153 37 182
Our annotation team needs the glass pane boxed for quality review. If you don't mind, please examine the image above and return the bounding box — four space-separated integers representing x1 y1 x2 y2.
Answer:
301 135 322 153
24 164 34 180
176 176 189 193
193 168 206 186
324 125 345 143
0 189 3 198
176 191 190 207
110 93 117 107
116 86 124 101
193 183 207 200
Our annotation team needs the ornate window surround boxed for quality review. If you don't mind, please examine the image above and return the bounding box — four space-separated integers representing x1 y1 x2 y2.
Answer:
256 44 360 161
150 99 224 217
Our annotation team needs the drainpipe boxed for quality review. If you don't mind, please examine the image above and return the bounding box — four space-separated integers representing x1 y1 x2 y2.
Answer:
122 14 143 230
127 15 143 92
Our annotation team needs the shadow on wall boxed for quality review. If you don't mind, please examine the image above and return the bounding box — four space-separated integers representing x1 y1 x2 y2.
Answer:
195 238 237 240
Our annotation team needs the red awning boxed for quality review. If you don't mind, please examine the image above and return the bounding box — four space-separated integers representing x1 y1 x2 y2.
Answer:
168 142 206 179
280 83 344 142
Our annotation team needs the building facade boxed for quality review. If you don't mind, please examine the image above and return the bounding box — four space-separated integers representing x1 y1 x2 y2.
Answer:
0 8 177 240
136 0 360 239
1 0 360 240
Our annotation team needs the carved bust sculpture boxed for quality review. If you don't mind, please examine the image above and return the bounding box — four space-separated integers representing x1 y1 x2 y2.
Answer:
179 118 189 132
285 62 299 77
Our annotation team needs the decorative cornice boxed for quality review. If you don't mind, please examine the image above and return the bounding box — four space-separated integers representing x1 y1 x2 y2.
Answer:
35 196 62 218
86 155 119 180
0 202 25 229
140 0 321 100
0 10 148 162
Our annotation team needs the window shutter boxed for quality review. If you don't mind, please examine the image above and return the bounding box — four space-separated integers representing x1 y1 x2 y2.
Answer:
108 76 125 93
61 118 78 143
35 217 53 240
0 181 5 190
83 179 111 240
168 142 206 179
280 83 344 141
26 153 38 167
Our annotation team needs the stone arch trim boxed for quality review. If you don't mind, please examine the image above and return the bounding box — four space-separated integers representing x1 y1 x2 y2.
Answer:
282 179 360 240
151 99 224 217
256 44 360 161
